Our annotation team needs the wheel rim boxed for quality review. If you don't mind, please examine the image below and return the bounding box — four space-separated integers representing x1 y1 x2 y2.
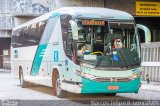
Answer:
55 74 61 96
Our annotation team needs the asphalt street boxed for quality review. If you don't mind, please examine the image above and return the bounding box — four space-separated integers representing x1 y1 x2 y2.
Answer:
0 70 160 106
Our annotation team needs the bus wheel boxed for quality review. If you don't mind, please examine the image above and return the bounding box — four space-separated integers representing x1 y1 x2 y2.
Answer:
105 93 117 96
19 68 29 88
53 71 68 98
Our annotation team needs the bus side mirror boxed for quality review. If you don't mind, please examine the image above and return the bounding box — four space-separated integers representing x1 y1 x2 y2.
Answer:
137 24 151 44
69 20 78 40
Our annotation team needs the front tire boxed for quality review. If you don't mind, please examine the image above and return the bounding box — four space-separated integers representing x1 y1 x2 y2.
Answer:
53 71 68 98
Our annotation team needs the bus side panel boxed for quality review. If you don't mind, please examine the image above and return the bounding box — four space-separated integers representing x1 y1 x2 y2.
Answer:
29 15 67 87
45 15 82 92
11 45 38 78
31 13 60 76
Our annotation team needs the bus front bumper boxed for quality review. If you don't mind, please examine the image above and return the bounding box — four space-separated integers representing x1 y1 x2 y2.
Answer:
81 78 140 93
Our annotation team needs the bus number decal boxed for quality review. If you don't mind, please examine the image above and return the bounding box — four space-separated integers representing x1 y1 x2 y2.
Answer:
54 51 58 62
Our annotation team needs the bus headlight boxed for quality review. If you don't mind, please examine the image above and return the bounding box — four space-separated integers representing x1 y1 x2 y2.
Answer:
74 70 96 80
81 72 96 80
132 73 140 79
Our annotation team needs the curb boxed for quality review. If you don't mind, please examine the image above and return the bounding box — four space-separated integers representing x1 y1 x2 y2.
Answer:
141 84 160 92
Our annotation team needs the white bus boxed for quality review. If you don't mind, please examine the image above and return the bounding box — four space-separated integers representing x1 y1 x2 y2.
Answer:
11 7 150 98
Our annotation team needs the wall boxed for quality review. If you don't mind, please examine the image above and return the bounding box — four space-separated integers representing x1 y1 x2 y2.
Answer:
0 0 53 14
0 15 13 30
104 0 135 15
54 0 160 15
55 0 104 8
0 31 11 38
14 17 36 27
0 0 56 69
0 0 55 38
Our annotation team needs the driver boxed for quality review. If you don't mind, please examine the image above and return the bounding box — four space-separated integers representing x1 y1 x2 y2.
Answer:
112 38 124 49
77 44 90 56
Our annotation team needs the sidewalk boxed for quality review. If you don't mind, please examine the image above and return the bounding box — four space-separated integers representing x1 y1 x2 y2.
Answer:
141 81 160 92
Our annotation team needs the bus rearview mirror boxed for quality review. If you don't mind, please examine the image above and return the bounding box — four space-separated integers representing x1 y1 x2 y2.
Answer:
69 20 78 40
137 24 151 44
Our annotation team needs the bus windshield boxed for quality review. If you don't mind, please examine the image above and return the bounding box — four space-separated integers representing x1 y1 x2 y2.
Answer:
76 19 140 69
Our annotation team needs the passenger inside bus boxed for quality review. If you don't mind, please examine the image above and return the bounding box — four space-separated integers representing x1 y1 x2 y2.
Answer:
77 21 109 56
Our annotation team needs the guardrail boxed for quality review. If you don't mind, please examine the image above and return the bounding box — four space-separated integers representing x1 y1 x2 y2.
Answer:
141 42 160 82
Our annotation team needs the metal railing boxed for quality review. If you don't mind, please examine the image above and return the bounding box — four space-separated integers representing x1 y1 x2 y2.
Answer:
141 42 160 82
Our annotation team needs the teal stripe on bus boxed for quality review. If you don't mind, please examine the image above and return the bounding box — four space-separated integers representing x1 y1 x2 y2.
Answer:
31 44 47 75
31 12 60 76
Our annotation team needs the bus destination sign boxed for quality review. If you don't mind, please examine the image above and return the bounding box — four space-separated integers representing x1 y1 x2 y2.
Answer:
82 20 105 26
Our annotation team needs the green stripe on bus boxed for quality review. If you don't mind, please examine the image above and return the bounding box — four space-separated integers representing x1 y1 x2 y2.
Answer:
31 44 47 75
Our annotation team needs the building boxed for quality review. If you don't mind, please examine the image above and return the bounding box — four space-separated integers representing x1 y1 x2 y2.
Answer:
0 0 55 69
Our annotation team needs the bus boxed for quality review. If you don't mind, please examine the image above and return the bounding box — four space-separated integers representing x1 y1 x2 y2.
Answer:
11 7 150 98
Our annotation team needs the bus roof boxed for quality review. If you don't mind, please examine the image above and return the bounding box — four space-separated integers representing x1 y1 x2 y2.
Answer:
13 7 134 31
59 7 133 19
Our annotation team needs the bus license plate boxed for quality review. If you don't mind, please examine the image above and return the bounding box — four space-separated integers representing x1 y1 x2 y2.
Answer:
108 86 119 90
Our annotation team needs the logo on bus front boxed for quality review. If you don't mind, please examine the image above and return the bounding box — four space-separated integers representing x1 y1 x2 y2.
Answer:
113 51 119 62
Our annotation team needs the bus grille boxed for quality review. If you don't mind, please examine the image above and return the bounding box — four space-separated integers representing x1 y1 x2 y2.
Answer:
94 77 131 82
